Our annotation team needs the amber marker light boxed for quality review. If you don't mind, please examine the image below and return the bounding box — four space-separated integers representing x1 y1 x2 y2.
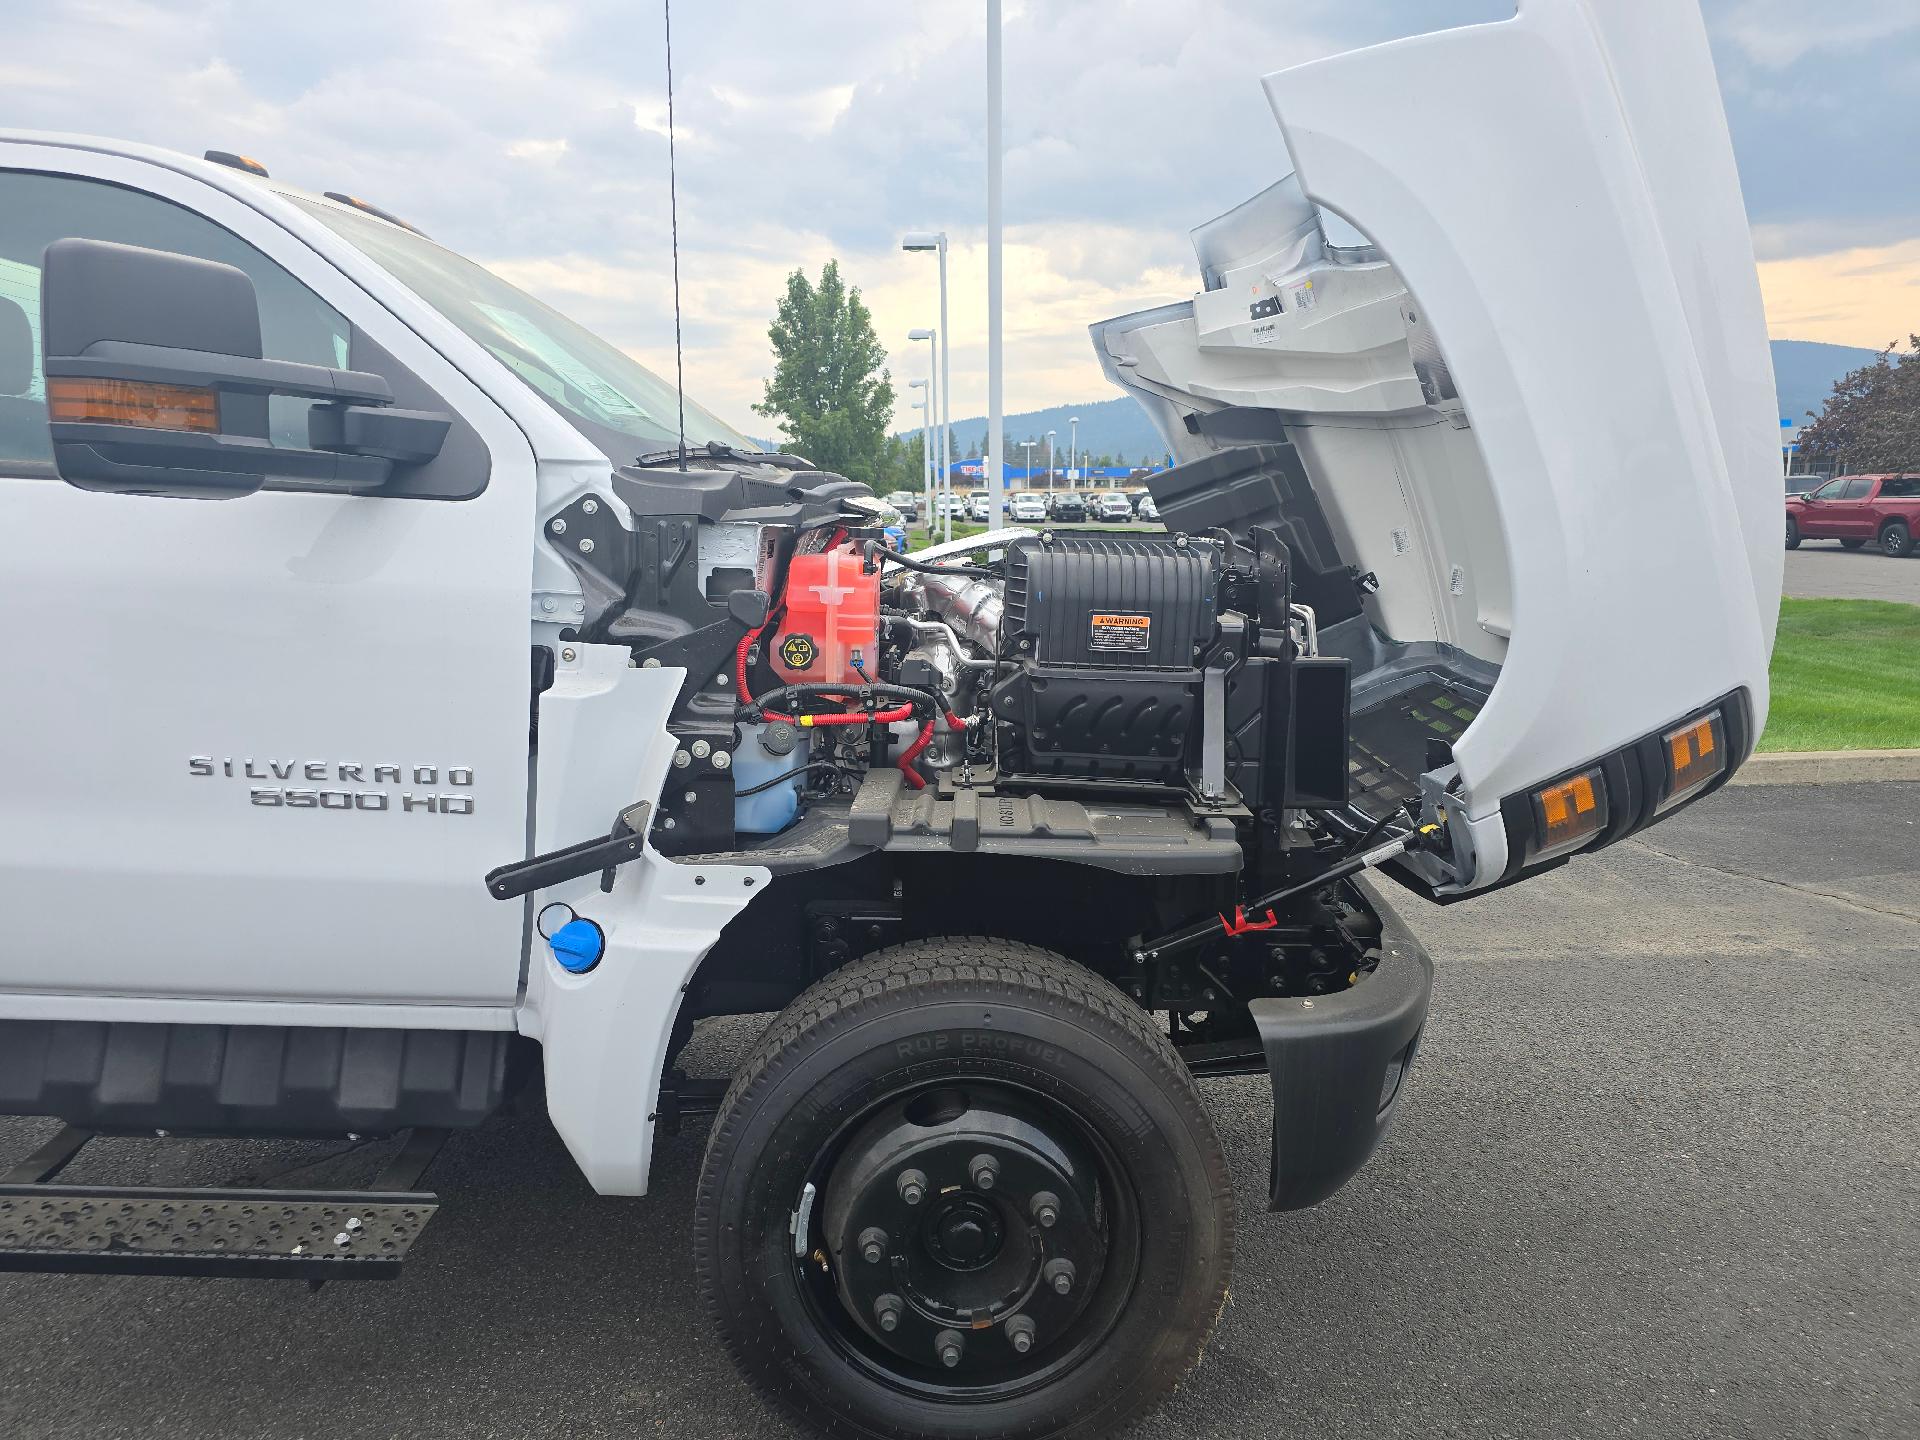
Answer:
1529 767 1608 860
47 377 219 433
1659 711 1726 812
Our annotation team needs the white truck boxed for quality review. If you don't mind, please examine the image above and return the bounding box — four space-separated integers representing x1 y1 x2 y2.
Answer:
0 4 1779 1437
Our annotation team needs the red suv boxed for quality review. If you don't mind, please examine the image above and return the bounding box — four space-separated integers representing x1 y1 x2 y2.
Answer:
1785 474 1920 557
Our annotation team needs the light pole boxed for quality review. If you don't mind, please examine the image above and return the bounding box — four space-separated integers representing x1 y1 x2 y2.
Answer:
1020 440 1034 490
909 378 931 539
985 0 1004 530
907 328 941 539
1069 413 1080 489
901 232 951 544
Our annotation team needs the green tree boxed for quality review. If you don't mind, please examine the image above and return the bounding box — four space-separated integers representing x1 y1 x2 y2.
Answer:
754 261 895 483
876 432 925 493
1800 338 1920 473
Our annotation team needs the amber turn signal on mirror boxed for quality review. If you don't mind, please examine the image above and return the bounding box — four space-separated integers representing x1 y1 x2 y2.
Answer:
47 377 219 433
1658 710 1726 813
1528 768 1608 861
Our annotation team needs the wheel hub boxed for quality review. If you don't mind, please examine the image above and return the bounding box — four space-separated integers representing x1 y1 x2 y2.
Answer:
927 1197 1002 1270
815 1086 1108 1376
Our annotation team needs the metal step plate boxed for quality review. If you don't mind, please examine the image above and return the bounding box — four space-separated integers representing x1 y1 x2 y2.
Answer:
0 1185 437 1279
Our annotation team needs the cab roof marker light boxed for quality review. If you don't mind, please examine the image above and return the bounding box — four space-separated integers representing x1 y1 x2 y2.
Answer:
1528 768 1607 862
322 191 429 237
203 149 268 177
1658 710 1727 813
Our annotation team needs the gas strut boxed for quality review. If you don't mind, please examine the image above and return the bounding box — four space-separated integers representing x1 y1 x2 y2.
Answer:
1134 823 1443 961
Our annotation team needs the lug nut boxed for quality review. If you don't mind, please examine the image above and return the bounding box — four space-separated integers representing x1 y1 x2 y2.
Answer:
874 1294 904 1333
1043 1258 1076 1296
968 1153 999 1191
1005 1314 1037 1354
858 1227 889 1265
896 1168 928 1206
1030 1191 1060 1228
934 1328 965 1369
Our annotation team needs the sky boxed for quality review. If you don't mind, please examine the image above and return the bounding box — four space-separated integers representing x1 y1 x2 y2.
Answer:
4 0 1917 436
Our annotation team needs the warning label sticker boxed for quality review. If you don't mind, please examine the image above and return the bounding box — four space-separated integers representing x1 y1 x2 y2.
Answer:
1088 612 1153 653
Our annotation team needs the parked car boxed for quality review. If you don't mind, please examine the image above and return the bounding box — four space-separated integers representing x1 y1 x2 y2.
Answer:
1048 491 1088 522
1784 474 1920 557
882 489 920 524
1135 493 1160 522
1096 492 1135 523
966 489 992 523
1009 491 1050 523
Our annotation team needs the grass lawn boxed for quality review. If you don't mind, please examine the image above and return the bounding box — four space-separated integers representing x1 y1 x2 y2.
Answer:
1763 598 1920 752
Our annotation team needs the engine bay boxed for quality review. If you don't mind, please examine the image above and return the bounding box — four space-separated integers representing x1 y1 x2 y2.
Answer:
515 432 1476 1064
544 449 1371 860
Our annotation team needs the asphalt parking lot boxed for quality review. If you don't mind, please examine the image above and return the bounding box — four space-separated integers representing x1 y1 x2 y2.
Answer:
3 780 1916 1440
1786 544 1920 604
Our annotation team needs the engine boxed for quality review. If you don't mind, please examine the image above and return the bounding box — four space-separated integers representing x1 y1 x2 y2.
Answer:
735 524 1351 837
539 453 1351 856
895 531 1348 803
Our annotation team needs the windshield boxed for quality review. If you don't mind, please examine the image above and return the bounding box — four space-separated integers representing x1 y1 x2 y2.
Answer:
293 198 757 463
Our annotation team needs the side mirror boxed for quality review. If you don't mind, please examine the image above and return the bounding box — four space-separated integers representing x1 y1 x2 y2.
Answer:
41 238 450 499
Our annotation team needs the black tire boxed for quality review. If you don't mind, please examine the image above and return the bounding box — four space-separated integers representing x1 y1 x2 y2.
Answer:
694 939 1233 1440
1881 520 1914 559
1841 537 1868 550
1785 516 1800 550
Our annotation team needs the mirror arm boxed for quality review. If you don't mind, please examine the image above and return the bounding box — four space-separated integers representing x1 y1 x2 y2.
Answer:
47 345 394 407
50 423 390 494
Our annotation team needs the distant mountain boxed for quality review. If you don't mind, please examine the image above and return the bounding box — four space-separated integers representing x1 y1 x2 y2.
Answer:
909 397 1172 468
914 340 1882 462
1772 340 1880 424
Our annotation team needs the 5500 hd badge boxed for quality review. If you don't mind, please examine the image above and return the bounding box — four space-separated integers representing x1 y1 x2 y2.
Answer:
189 757 476 814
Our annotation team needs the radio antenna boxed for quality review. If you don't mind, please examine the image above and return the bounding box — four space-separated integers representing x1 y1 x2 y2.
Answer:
663 0 688 470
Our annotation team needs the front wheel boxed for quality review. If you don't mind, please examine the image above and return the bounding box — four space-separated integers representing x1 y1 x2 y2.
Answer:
694 939 1233 1440
1881 520 1913 559
1785 516 1801 549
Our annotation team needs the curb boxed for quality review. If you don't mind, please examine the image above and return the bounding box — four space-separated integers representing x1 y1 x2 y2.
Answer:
1731 749 1920 787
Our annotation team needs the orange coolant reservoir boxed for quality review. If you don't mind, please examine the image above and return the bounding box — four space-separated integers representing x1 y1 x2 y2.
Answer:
769 543 883 686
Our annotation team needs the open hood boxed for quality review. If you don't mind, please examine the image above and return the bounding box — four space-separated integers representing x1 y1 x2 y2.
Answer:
1093 0 1781 896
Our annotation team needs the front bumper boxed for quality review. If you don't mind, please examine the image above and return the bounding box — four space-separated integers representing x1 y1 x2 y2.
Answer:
1248 880 1432 1210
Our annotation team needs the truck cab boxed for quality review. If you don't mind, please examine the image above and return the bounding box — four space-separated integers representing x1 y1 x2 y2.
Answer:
0 5 1782 1435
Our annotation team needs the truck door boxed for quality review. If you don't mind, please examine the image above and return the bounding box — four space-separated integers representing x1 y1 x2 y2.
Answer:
1798 478 1848 537
0 152 536 1015
1832 477 1880 539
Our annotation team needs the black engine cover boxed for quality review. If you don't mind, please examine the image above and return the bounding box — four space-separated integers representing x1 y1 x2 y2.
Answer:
991 536 1218 784
1001 534 1217 667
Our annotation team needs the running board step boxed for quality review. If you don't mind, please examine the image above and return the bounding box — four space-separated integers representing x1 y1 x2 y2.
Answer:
0 1123 445 1280
0 1184 437 1280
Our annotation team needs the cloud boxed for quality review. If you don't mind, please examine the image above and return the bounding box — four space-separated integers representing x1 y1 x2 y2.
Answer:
505 138 570 163
1709 0 1920 70
2 0 1914 430
1757 239 1920 350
